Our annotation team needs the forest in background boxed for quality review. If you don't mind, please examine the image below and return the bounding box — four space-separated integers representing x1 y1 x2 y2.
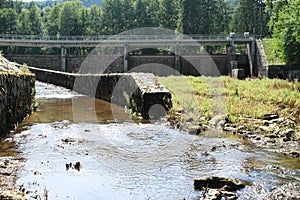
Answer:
0 0 299 65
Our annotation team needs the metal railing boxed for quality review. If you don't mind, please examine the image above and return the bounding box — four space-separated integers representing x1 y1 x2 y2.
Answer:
0 34 255 42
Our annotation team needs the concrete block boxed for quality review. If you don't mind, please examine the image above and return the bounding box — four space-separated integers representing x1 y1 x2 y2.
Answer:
232 69 245 79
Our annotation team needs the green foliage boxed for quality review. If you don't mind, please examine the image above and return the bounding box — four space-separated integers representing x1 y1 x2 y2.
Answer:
271 0 300 65
0 8 17 34
231 0 269 36
60 1 84 36
179 0 230 34
262 38 285 65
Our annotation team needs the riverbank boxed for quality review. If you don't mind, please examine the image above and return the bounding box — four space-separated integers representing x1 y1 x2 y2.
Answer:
159 76 300 159
0 55 35 198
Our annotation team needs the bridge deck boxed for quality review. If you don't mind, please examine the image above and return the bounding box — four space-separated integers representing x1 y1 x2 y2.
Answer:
0 34 255 48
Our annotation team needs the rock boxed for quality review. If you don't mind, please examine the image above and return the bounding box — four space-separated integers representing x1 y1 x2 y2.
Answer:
220 190 238 200
188 125 202 135
282 129 295 141
194 177 247 191
209 115 226 128
61 137 78 143
199 188 238 200
263 114 279 121
200 188 222 200
0 189 26 200
51 120 71 129
223 126 237 133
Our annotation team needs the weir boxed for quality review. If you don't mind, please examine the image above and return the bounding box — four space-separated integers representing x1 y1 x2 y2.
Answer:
28 66 172 119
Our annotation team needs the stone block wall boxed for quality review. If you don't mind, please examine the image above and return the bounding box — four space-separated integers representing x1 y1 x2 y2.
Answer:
27 66 172 119
0 72 35 136
256 39 269 78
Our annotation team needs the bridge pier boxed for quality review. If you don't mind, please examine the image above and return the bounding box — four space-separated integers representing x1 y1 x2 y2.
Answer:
61 46 66 72
124 43 129 72
175 42 181 74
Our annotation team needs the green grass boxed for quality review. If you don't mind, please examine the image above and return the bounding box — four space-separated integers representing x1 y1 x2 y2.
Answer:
262 38 285 65
159 76 300 124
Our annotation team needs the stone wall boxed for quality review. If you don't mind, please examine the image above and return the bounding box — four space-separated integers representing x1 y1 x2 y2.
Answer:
28 66 172 119
256 39 269 78
268 65 300 80
0 72 35 136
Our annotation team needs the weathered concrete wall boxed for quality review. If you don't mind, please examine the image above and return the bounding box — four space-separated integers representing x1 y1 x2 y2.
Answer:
0 72 35 136
28 66 171 119
256 39 269 78
8 54 250 76
6 55 62 71
268 65 300 80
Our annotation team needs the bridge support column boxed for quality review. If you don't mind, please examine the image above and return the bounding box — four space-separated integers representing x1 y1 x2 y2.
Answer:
124 43 129 72
226 42 235 75
175 42 180 74
247 43 253 78
61 46 66 72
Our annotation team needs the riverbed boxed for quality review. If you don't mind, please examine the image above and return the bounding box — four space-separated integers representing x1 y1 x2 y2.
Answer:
1 82 300 199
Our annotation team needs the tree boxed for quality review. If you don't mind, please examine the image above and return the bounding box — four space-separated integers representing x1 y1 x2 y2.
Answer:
158 0 178 30
231 0 268 36
88 5 103 35
27 2 43 35
59 1 83 36
272 0 300 65
101 0 123 34
0 8 18 34
46 4 61 36
178 0 229 34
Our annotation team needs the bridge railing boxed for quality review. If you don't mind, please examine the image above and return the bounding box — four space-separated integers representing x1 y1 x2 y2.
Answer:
0 34 255 42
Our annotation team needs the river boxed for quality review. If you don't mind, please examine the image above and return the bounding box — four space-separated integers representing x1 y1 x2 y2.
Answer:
2 82 300 199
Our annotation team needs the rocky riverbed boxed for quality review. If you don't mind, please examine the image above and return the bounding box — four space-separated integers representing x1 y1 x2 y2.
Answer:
165 112 300 199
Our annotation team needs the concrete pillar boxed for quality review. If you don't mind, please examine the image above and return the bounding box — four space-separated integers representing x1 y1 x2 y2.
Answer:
247 43 253 78
124 43 129 72
251 40 256 76
175 42 180 74
226 42 235 75
61 46 66 72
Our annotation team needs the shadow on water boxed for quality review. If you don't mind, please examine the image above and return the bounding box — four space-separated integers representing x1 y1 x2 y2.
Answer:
1 82 299 199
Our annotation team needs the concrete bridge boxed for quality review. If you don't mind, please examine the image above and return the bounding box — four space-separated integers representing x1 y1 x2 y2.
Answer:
0 34 261 77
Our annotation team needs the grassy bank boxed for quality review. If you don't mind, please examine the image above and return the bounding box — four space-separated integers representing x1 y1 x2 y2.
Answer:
262 38 285 65
159 76 300 124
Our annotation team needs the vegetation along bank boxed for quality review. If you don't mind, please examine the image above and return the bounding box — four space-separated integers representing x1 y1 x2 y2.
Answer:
159 76 300 158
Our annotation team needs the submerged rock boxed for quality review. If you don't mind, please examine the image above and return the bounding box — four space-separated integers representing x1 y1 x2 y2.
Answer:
194 177 247 191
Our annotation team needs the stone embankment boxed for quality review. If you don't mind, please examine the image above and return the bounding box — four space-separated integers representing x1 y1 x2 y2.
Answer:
0 56 35 198
0 56 35 136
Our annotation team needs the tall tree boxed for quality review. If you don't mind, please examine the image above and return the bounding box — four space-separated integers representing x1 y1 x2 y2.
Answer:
88 5 103 35
272 0 300 65
158 0 178 30
59 1 83 36
231 0 268 36
0 8 18 34
46 4 61 36
27 2 43 35
179 0 229 34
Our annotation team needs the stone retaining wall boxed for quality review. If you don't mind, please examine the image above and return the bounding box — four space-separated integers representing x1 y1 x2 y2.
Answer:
0 72 35 136
256 39 269 78
28 66 172 119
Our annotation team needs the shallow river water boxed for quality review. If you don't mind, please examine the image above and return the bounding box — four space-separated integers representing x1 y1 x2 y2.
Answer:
3 82 300 199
